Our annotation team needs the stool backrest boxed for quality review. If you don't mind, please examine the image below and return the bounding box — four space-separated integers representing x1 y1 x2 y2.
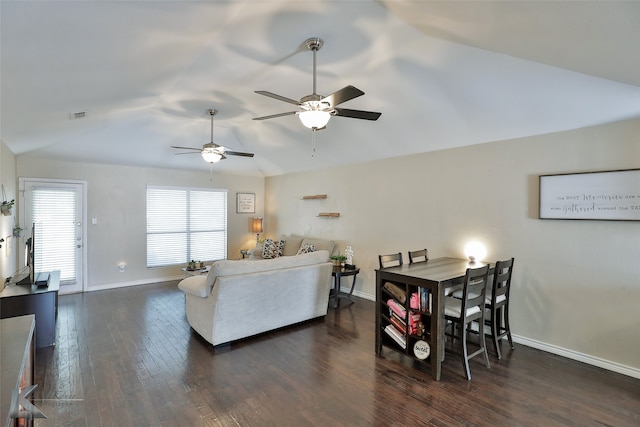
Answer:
408 249 428 264
378 252 403 269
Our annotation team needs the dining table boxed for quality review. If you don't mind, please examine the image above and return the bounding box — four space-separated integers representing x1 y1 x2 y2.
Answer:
375 257 493 381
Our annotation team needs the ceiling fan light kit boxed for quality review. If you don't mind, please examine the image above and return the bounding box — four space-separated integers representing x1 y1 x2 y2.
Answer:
201 148 223 163
299 110 331 129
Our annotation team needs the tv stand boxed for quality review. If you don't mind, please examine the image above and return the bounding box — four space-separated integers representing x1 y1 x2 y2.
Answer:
0 270 59 348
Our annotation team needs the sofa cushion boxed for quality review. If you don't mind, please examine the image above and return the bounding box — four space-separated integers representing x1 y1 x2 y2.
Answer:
262 238 286 259
300 237 335 255
282 235 305 256
296 243 315 255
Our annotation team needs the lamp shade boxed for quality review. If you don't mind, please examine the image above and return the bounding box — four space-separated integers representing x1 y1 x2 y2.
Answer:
298 110 331 129
251 217 263 233
464 240 487 262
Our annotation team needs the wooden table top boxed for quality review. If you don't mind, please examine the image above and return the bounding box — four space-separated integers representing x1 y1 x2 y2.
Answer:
377 257 492 284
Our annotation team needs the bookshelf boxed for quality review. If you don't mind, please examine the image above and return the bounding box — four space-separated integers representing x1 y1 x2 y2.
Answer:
376 278 433 363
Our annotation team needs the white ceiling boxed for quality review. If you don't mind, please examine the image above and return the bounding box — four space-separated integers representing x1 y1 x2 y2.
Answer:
1 1 639 177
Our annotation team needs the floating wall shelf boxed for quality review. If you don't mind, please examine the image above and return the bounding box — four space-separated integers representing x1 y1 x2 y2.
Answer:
302 194 327 200
318 212 340 218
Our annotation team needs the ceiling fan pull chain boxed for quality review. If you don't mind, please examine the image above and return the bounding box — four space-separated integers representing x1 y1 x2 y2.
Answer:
311 128 316 158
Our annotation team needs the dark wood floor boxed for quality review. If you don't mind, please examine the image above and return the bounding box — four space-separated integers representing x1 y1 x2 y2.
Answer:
34 281 640 426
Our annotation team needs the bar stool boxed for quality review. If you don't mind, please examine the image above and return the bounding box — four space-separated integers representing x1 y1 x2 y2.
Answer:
444 264 491 380
485 258 515 359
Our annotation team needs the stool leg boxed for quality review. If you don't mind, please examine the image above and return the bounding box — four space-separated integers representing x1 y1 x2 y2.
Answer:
504 303 514 349
462 322 471 381
492 306 502 359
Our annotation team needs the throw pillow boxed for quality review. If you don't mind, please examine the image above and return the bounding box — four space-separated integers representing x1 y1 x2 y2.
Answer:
296 243 316 255
262 238 286 259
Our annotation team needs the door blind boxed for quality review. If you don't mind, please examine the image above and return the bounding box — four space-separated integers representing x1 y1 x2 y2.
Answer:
31 187 77 282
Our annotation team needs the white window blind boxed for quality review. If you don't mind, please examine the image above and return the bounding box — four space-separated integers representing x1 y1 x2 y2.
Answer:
31 188 77 282
146 186 227 267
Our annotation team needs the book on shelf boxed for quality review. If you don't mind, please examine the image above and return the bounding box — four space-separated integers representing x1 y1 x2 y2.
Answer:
384 324 406 349
387 298 406 319
416 287 432 312
389 313 406 334
383 281 406 304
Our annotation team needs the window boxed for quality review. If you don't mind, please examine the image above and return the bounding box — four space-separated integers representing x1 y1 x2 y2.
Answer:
146 186 227 267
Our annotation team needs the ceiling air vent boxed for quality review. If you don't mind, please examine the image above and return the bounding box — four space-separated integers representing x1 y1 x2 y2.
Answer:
69 111 86 119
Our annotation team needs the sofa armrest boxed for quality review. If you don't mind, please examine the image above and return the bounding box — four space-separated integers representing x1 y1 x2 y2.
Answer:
178 275 211 298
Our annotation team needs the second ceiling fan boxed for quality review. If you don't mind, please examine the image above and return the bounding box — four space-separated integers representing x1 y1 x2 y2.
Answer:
253 37 381 130
171 109 254 164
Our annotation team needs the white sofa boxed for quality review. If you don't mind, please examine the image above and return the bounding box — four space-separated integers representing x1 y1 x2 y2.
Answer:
178 249 333 346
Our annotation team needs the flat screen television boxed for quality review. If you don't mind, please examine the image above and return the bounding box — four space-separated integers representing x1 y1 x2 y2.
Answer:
26 223 35 284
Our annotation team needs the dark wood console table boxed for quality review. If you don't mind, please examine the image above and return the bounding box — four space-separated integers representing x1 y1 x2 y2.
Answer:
0 270 60 348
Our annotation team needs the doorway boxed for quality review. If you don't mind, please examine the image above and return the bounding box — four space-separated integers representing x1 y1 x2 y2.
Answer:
19 178 87 294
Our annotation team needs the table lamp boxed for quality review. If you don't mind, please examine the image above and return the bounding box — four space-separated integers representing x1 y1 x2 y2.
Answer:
251 217 263 244
464 240 487 263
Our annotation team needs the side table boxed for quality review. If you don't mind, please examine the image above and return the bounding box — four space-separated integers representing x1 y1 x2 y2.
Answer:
331 266 360 308
181 266 210 277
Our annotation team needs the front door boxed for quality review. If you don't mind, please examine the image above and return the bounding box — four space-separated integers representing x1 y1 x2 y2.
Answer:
20 178 86 294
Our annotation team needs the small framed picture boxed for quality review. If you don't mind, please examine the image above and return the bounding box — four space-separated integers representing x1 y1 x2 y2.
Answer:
236 192 255 213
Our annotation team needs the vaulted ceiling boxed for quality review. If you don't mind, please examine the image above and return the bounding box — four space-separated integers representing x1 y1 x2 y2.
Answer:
1 1 639 177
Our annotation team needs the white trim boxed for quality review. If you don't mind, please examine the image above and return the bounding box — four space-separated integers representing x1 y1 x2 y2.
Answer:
512 335 640 379
83 275 183 293
19 177 88 293
147 184 228 193
348 288 640 379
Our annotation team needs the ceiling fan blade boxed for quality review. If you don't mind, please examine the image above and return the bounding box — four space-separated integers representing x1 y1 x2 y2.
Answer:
224 150 255 157
253 111 297 121
171 145 201 151
333 108 381 121
322 85 364 107
255 91 301 105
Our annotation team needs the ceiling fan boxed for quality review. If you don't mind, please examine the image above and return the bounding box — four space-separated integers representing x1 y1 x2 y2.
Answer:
171 109 254 163
253 37 381 130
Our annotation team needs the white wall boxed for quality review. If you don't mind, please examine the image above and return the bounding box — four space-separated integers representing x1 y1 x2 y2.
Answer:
16 159 264 290
265 118 640 377
0 141 19 284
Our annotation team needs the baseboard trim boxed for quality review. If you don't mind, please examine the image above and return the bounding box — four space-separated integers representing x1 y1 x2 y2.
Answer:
348 289 640 379
86 275 182 292
512 335 640 379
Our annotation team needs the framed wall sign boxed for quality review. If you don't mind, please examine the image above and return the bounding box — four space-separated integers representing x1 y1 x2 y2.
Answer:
539 169 640 221
236 192 255 213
